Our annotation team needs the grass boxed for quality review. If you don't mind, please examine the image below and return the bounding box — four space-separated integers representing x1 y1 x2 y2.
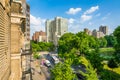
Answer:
100 47 120 79
104 65 120 75
99 47 115 54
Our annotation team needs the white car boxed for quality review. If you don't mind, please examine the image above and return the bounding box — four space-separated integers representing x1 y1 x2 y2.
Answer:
51 56 60 64
44 60 51 67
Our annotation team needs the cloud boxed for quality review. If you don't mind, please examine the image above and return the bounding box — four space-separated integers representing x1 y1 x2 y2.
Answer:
80 6 99 22
81 14 92 22
66 8 82 15
84 6 99 15
30 14 46 37
68 18 75 24
89 22 93 25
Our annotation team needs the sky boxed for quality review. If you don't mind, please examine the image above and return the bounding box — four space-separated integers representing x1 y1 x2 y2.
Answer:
27 0 120 38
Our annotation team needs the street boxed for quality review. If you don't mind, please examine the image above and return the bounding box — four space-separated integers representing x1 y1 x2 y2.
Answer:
31 51 53 80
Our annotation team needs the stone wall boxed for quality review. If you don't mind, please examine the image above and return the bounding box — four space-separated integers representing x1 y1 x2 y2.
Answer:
0 0 11 80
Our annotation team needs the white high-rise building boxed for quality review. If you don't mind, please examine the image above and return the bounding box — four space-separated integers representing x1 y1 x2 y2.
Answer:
46 17 68 46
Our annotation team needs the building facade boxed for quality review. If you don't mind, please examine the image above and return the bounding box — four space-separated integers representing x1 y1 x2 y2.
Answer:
46 17 68 46
25 4 30 49
84 26 108 38
0 0 11 80
92 29 105 38
10 0 31 80
99 25 108 35
0 0 32 80
0 0 31 80
32 31 47 42
84 28 92 35
92 31 105 38
10 1 25 80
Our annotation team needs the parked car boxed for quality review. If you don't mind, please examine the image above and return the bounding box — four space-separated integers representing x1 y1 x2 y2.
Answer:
44 60 51 67
51 55 60 64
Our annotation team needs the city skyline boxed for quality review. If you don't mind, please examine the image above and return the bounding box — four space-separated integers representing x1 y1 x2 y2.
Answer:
27 0 120 38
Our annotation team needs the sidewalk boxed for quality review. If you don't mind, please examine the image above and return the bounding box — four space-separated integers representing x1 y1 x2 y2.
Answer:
31 60 46 80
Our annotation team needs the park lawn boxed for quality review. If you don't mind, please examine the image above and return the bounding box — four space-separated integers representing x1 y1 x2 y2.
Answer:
101 48 120 74
104 64 120 75
89 47 115 55
99 47 115 54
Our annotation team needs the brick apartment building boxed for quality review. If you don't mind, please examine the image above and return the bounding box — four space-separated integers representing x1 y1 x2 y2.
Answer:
32 31 47 42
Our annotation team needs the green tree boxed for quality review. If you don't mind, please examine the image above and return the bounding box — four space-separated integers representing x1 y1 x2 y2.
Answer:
76 32 90 55
104 35 117 47
87 51 103 72
79 56 98 80
31 41 55 51
113 26 120 63
51 62 76 80
60 48 81 65
33 51 40 59
108 58 118 69
58 33 77 53
99 37 107 48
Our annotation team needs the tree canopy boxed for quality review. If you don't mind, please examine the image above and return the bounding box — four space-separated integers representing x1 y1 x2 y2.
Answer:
50 62 76 80
113 26 120 63
31 41 55 52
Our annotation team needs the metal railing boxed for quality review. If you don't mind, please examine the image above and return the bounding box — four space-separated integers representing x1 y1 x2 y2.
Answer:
21 48 32 80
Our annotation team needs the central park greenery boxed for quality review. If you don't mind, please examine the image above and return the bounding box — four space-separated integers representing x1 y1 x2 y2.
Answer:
31 26 120 80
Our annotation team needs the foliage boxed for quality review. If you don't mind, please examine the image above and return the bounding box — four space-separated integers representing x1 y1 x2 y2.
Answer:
31 41 42 51
113 26 120 63
113 26 120 44
33 52 40 59
88 36 99 49
104 64 120 75
79 56 98 80
50 62 77 80
56 30 120 80
58 32 99 55
100 69 120 80
99 47 115 54
108 58 118 68
60 48 81 65
76 32 90 55
87 51 103 72
58 33 78 53
104 35 117 47
31 41 55 52
98 37 107 48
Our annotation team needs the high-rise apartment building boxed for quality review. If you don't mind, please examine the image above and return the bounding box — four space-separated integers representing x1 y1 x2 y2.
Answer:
46 17 68 46
92 29 105 38
25 4 30 49
99 25 108 35
84 26 108 38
